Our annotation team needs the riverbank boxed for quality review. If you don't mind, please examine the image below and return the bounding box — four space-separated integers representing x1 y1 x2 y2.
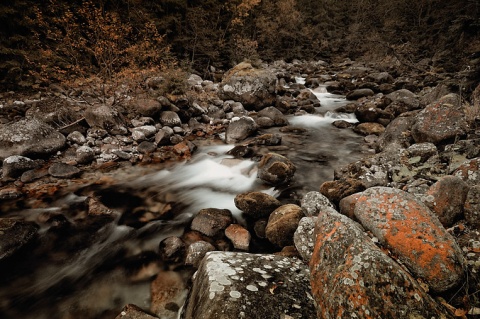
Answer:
0 59 479 318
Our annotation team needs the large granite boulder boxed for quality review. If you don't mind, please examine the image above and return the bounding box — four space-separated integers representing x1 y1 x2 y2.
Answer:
219 62 277 111
182 251 316 319
354 187 466 293
310 207 453 319
0 118 66 161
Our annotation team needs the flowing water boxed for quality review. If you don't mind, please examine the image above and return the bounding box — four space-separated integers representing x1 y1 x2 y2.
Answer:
0 84 365 319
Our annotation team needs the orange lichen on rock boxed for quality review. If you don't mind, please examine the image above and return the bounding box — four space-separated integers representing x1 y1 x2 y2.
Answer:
354 187 466 293
310 207 452 318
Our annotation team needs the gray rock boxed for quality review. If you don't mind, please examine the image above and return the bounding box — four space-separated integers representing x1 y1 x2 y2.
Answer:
137 141 157 154
185 241 215 268
225 116 258 144
76 146 95 164
83 104 127 135
219 62 277 111
346 88 374 100
257 106 289 126
160 111 182 127
0 218 39 260
67 131 86 145
375 116 415 152
412 93 468 144
465 185 480 228
422 175 469 226
2 155 39 179
182 251 316 319
300 191 336 217
453 157 480 186
130 98 163 117
190 208 233 237
293 216 317 262
385 89 420 115
0 118 66 160
48 163 81 179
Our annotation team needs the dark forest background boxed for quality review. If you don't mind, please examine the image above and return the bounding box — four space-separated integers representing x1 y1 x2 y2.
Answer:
0 0 479 91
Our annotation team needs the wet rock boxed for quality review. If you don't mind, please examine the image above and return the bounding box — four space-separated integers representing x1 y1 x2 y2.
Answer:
257 153 296 186
76 145 95 164
185 241 216 268
310 207 454 319
0 218 39 259
385 89 420 115
453 157 480 186
265 204 304 247
0 118 66 160
319 178 366 205
0 187 23 199
131 98 163 117
293 216 316 262
20 168 49 183
354 187 466 293
353 122 385 135
225 116 258 144
375 115 415 152
234 191 282 219
84 104 127 135
151 271 188 319
2 155 39 179
182 251 316 319
159 236 186 263
465 185 480 228
422 175 469 227
412 93 468 144
115 304 157 319
346 88 374 100
332 120 353 128
48 162 81 179
190 208 233 238
300 191 336 217
160 111 182 127
244 133 282 147
257 106 289 126
225 224 251 251
87 197 116 217
67 131 86 145
218 62 277 111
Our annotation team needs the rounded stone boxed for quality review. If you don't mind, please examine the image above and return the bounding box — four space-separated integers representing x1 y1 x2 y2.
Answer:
257 153 296 186
265 204 304 248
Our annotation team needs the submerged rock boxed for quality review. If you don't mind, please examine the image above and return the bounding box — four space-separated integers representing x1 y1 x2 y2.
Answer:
257 153 296 186
182 251 316 319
